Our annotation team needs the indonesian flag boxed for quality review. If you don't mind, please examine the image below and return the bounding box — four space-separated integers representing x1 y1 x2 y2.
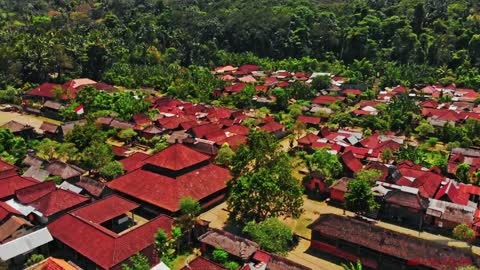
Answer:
74 104 84 115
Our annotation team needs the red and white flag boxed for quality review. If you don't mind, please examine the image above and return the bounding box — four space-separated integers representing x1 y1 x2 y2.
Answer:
74 104 84 115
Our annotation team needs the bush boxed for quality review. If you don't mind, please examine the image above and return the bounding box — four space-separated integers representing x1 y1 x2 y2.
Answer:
243 218 293 254
212 248 229 264
100 161 124 180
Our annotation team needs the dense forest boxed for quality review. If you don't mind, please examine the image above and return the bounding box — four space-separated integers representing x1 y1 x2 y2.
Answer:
0 0 480 92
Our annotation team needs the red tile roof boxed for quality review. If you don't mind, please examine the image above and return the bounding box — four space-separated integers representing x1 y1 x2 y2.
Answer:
132 114 151 126
342 89 362 96
15 181 56 204
311 142 342 152
27 83 77 100
259 121 284 133
225 83 246 93
298 133 320 146
108 163 231 213
49 212 173 270
341 151 363 173
111 145 129 157
217 135 247 150
191 123 223 138
181 256 227 270
143 144 210 172
434 180 470 206
410 172 443 198
29 189 89 217
0 159 16 178
120 152 151 172
71 195 139 224
0 201 22 221
0 176 38 200
238 65 259 73
297 115 321 125
253 250 271 263
224 125 249 136
312 95 345 105
204 130 227 143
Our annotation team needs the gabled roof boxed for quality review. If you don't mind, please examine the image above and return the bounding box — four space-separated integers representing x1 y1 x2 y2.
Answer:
75 177 105 197
39 122 60 134
312 95 345 105
224 125 249 136
298 133 320 145
341 151 363 173
119 152 151 172
198 228 259 260
181 256 227 270
15 181 56 204
0 176 39 200
259 121 284 133
410 172 443 198
71 195 139 224
27 257 79 270
0 120 33 133
384 189 428 210
308 214 474 270
217 135 247 150
27 83 77 100
297 115 321 125
191 123 223 138
49 211 173 270
46 161 84 179
329 177 351 192
0 227 53 261
0 159 16 176
434 180 470 206
0 201 22 222
144 144 210 172
29 189 89 217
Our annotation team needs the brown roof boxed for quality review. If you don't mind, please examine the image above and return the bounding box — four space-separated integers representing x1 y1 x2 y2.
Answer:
0 216 32 242
198 228 259 260
40 122 60 134
267 253 312 270
46 161 84 179
0 121 32 133
23 154 45 168
329 177 351 192
384 190 428 210
75 177 105 197
109 120 134 129
95 117 114 126
43 101 64 110
308 214 478 270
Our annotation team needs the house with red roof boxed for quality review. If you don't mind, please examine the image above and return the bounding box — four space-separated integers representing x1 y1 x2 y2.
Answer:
434 180 470 206
0 159 17 180
0 175 39 200
108 144 232 215
312 95 345 105
297 115 321 127
48 195 174 270
180 256 227 270
258 121 285 138
14 181 89 223
297 133 320 150
382 188 429 229
341 151 363 177
0 201 22 224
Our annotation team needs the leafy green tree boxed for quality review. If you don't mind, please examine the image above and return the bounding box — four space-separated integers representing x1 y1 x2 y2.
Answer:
345 178 378 216
225 261 240 270
456 163 471 183
243 218 293 254
81 142 114 170
452 224 476 250
415 121 435 138
212 248 229 265
306 148 343 180
24 254 45 267
65 123 107 151
228 131 303 223
121 253 150 270
177 197 201 246
118 128 137 145
155 229 169 258
355 169 382 183
100 161 124 180
215 143 235 167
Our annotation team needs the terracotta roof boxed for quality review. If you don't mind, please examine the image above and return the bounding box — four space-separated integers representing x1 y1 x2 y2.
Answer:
329 177 350 192
238 75 257 83
27 83 77 100
120 152 151 172
0 176 38 200
27 257 79 270
71 195 139 224
224 125 249 136
434 180 470 206
312 95 345 105
259 121 284 133
29 189 89 217
217 135 247 150
0 201 22 222
15 181 56 204
297 115 321 125
311 142 342 152
143 144 210 172
253 250 271 262
49 211 173 270
108 164 231 213
132 114 151 125
238 65 259 73
341 151 363 173
342 89 362 96
308 214 476 270
180 256 227 270
409 172 443 198
0 159 16 176
191 123 223 138
297 133 320 145
198 228 259 260
225 83 246 93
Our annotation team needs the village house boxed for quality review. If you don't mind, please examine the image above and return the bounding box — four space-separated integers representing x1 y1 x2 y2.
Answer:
108 144 232 216
425 199 476 231
48 195 174 270
181 256 227 270
24 257 80 270
40 101 64 120
381 187 428 230
329 177 351 204
198 228 260 262
0 159 17 180
39 121 62 140
0 227 53 267
0 120 35 139
0 175 39 201
308 214 478 270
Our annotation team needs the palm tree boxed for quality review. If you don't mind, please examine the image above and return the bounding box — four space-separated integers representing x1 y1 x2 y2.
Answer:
341 260 362 270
